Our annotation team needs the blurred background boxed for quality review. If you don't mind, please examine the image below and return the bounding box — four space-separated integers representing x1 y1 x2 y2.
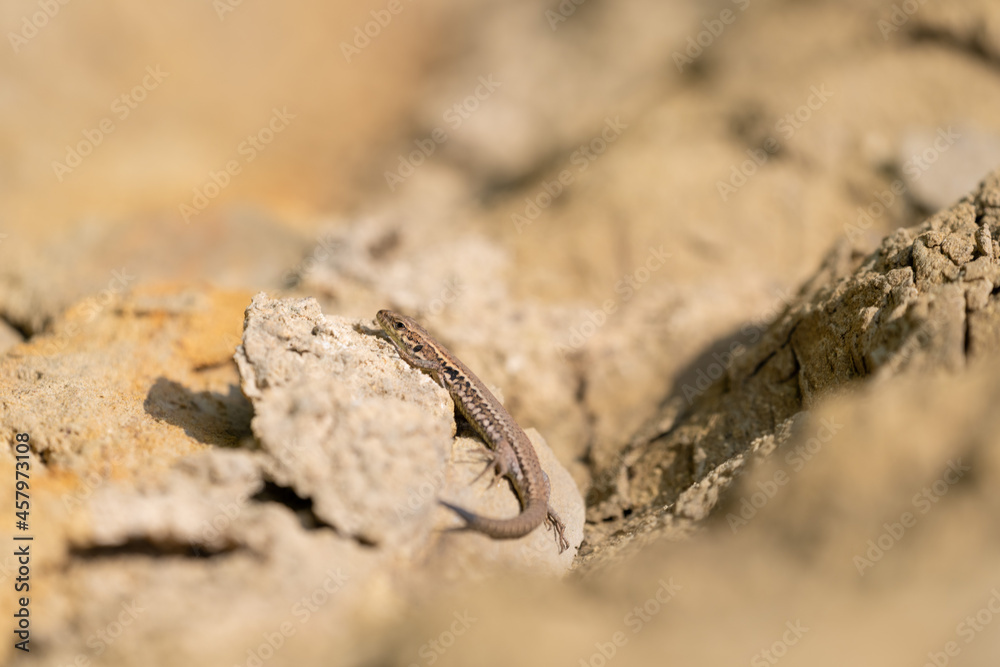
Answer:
3 0 1000 665
3 0 1000 317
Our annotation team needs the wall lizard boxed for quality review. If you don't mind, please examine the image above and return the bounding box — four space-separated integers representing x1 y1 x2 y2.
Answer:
376 310 570 553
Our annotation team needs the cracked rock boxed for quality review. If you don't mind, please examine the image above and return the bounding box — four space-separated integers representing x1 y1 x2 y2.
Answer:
235 293 584 568
235 293 454 547
583 168 1000 562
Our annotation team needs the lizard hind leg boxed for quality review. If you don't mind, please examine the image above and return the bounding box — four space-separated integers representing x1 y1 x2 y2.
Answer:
468 439 520 487
545 506 570 553
469 450 503 486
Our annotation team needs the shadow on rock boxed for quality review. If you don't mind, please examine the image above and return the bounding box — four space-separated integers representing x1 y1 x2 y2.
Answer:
144 377 253 448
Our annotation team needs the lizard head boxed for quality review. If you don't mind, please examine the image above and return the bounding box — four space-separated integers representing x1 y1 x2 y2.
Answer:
375 309 437 362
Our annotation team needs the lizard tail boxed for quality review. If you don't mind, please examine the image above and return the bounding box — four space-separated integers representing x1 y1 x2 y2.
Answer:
439 494 549 540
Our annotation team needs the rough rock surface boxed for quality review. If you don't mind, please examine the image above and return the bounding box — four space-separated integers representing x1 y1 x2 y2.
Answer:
0 286 584 667
235 294 454 548
581 169 1000 568
294 214 597 486
7 0 1000 665
234 292 584 563
0 283 388 667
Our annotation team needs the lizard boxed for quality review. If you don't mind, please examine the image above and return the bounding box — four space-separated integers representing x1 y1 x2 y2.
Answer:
375 309 570 553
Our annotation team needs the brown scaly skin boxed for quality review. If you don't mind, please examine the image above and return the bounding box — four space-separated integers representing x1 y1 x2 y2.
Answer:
376 309 569 553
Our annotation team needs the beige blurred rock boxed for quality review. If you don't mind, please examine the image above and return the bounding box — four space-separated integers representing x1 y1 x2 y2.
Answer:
0 318 22 354
0 213 306 335
377 357 1000 666
912 0 1000 62
9 1 1000 665
411 0 698 184
900 126 1000 212
79 449 264 553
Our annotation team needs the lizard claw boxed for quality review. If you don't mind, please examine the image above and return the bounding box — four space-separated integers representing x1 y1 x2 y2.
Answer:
545 508 570 554
470 452 503 486
470 444 520 487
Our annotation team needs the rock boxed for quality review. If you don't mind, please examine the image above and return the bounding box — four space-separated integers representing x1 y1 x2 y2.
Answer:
0 283 389 667
584 168 1000 563
9 0 1000 662
0 318 22 355
294 216 593 488
1 284 583 667
0 213 305 335
235 292 584 565
0 284 253 478
432 429 584 574
406 1 699 185
900 127 1000 212
235 293 454 547
910 2 1000 64
80 448 265 553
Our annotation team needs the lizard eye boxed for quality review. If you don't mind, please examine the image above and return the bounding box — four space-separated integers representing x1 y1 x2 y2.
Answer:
394 322 405 329
412 345 423 353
